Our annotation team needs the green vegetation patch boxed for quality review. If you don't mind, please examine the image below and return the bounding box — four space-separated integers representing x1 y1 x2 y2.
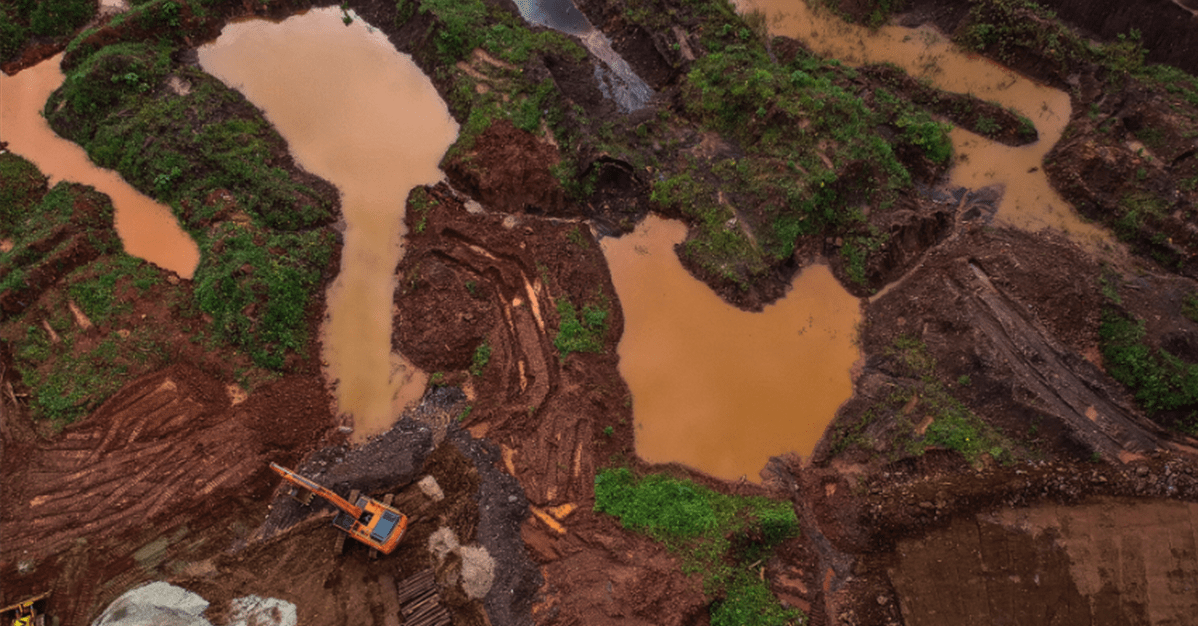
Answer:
44 40 340 371
0 152 50 236
415 0 584 66
1 0 96 61
594 468 804 626
1100 308 1198 421
46 42 335 231
193 223 335 369
470 340 491 376
958 0 1147 79
832 335 1018 464
658 30 945 288
0 181 119 297
553 296 609 358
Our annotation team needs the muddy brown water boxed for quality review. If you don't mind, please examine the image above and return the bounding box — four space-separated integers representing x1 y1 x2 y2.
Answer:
736 0 1116 250
0 55 200 278
602 215 861 481
199 8 458 442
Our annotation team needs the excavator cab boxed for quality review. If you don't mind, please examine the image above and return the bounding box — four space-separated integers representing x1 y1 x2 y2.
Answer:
270 463 409 555
2 593 49 626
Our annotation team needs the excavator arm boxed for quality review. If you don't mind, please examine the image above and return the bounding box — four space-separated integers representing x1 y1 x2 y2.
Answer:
270 462 361 517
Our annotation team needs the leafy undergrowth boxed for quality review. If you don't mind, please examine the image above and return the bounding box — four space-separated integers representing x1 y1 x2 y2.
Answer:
553 295 610 358
44 41 339 370
0 0 96 62
594 467 805 626
1099 309 1198 434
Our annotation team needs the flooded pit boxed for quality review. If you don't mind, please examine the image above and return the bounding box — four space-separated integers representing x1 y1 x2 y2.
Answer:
602 215 861 481
736 0 1116 250
199 8 458 441
0 56 200 278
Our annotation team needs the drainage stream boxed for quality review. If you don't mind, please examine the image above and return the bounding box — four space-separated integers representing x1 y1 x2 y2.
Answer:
514 0 654 111
1 56 200 278
199 7 458 442
737 0 1117 251
602 215 861 481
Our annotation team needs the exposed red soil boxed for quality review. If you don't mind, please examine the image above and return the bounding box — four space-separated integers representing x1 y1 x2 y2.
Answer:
0 364 335 625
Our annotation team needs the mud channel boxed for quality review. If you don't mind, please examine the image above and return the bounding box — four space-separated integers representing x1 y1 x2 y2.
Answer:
737 0 1116 250
603 215 860 480
1 57 200 278
198 7 459 441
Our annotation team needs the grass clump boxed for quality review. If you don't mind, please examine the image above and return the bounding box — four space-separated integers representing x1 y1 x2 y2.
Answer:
594 468 804 626
1099 308 1198 417
554 296 608 357
0 152 49 235
470 340 491 376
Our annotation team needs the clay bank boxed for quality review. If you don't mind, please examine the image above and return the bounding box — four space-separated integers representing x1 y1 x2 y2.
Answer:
199 7 458 441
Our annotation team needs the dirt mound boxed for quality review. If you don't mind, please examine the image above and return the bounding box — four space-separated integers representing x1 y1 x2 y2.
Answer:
443 119 567 216
820 225 1172 465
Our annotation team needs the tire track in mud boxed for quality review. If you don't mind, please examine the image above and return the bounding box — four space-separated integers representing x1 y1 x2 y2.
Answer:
1 363 334 624
397 184 626 509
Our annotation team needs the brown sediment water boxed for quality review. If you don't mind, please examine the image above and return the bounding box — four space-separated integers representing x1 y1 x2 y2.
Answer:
199 8 458 442
602 215 861 481
0 55 200 278
736 0 1116 250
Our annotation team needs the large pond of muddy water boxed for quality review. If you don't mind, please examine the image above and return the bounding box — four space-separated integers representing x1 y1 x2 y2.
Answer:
1 56 200 278
603 216 861 481
737 0 1116 250
199 8 458 442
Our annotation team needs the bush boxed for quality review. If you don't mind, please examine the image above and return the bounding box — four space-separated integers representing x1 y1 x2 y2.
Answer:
554 297 608 357
1100 308 1198 416
594 468 803 625
29 0 94 38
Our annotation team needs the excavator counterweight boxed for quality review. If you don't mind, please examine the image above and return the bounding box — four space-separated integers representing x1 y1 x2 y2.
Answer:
270 463 409 555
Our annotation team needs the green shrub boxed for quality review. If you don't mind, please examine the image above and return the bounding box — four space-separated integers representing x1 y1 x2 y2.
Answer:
594 468 803 625
29 0 94 38
1100 308 1198 416
554 297 608 357
470 340 491 376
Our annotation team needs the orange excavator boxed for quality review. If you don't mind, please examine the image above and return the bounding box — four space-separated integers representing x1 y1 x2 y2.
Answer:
2 593 49 626
270 463 409 555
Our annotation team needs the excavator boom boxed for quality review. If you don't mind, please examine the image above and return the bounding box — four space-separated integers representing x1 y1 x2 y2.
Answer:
270 462 360 517
268 463 409 554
